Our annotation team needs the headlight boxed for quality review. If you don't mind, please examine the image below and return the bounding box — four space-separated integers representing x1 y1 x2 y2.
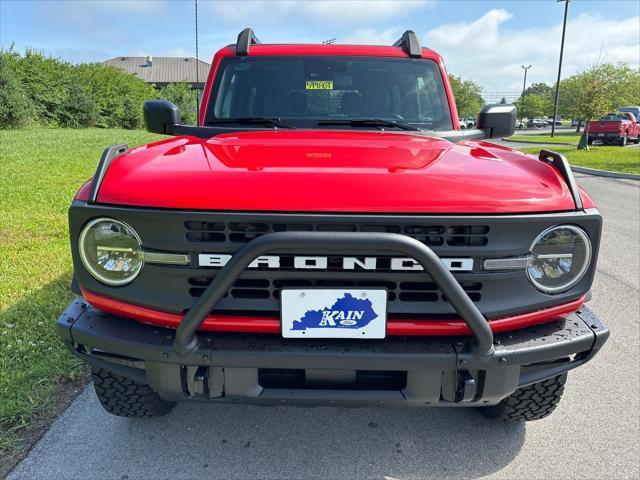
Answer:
79 218 143 285
526 225 591 293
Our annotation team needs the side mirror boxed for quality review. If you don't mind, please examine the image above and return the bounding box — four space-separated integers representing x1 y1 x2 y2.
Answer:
144 100 180 135
477 104 516 138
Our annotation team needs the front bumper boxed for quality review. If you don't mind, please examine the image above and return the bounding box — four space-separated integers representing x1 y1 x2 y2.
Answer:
57 299 608 407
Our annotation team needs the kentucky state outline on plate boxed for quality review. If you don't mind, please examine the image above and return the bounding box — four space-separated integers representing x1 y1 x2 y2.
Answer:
290 293 379 331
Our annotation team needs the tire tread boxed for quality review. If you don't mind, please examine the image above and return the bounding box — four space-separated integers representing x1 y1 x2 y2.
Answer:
479 373 567 422
91 368 175 418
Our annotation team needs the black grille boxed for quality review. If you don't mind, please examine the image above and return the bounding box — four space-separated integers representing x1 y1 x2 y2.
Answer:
185 221 489 247
188 276 482 304
183 217 488 317
71 205 601 321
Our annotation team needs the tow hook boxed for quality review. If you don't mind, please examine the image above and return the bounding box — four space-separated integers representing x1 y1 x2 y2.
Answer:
456 370 477 402
186 366 209 397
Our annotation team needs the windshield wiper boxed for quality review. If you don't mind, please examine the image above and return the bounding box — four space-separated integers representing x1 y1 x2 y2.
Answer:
317 118 420 131
207 117 295 129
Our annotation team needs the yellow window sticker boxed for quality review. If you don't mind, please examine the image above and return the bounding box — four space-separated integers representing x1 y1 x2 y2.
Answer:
306 80 333 90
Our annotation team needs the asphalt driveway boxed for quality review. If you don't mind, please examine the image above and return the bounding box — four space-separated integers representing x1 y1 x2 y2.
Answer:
8 174 640 480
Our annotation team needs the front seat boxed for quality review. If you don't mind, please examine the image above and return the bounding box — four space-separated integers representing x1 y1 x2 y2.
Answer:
340 92 362 116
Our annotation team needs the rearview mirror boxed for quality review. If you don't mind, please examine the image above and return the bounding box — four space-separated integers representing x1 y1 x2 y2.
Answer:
477 104 516 139
144 100 180 135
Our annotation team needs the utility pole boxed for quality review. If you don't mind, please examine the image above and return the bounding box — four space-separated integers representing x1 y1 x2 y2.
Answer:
551 0 570 137
521 65 532 122
194 0 200 126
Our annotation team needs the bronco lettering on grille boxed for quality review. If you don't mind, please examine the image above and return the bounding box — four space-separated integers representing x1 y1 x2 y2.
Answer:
197 254 473 272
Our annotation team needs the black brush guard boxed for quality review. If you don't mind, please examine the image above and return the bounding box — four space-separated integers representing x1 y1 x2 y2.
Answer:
173 231 495 357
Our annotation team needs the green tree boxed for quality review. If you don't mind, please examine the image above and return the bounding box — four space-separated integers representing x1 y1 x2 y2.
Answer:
521 83 554 117
448 74 484 117
0 50 33 128
159 82 198 125
559 63 640 148
514 94 552 120
523 82 554 98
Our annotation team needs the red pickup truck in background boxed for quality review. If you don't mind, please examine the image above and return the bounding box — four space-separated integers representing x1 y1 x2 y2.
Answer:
586 112 640 146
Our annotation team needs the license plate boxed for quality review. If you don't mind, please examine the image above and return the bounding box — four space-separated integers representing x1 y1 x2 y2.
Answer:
281 289 387 339
598 133 605 136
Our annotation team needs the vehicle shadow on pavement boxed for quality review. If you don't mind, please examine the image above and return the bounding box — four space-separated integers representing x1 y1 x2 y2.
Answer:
156 401 526 479
10 385 525 480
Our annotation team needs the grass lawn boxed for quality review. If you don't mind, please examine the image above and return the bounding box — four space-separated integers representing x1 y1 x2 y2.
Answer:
0 128 164 454
507 131 581 145
519 145 640 174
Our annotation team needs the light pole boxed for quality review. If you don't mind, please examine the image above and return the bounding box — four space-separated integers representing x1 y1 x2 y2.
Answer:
521 65 532 122
521 65 532 98
551 0 570 137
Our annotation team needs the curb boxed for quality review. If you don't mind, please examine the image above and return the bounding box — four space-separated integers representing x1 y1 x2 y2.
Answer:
570 165 640 180
502 137 576 147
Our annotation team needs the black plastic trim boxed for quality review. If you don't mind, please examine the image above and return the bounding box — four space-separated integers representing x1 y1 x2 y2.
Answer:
71 345 147 383
70 274 81 295
56 301 608 404
393 30 422 58
539 149 583 210
87 144 128 203
167 123 489 142
236 28 261 56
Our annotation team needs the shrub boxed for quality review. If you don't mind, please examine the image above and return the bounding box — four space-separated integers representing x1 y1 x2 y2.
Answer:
14 50 73 125
159 82 198 125
1 50 159 129
76 63 158 129
58 83 97 128
0 50 34 128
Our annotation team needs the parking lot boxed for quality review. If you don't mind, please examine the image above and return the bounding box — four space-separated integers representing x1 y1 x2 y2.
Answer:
7 174 640 480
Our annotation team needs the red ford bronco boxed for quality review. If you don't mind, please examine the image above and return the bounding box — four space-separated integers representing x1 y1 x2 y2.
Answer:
57 29 608 421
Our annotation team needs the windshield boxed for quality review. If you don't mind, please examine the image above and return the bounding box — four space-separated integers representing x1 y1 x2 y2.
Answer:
206 56 453 131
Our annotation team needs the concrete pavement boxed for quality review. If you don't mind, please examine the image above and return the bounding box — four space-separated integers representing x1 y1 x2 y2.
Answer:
8 174 640 480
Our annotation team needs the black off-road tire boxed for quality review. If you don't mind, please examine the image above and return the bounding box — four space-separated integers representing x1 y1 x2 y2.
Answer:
92 367 175 418
478 373 567 422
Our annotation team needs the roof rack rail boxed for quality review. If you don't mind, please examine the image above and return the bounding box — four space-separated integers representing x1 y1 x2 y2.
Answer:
236 28 261 56
393 30 422 58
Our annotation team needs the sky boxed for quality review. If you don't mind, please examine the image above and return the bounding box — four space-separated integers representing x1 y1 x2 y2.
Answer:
1 0 638 101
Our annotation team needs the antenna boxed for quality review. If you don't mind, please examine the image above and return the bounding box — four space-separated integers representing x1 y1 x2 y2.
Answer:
194 0 200 126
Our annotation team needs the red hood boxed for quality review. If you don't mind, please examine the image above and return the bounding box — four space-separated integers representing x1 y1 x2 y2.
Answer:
95 130 576 213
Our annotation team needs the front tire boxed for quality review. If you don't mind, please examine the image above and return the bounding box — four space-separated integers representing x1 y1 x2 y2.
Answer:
92 367 175 418
478 373 567 422
620 135 628 146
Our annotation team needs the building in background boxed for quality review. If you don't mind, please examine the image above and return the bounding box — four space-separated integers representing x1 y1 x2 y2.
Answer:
103 56 211 91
